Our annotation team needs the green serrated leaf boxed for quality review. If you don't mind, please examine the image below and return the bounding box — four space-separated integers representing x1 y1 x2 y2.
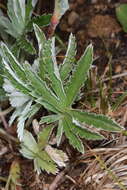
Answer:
3 78 30 108
56 119 64 146
25 0 38 22
27 14 51 31
0 88 6 101
35 98 60 113
16 103 41 140
26 103 41 118
9 104 26 126
23 62 64 112
38 125 53 149
0 0 38 41
62 117 84 153
1 43 27 82
34 24 66 103
20 130 38 159
17 38 36 55
0 60 6 100
3 67 30 95
116 4 127 33
8 91 30 108
60 33 77 81
70 109 122 132
33 24 51 79
20 130 58 174
17 100 32 140
0 16 17 38
71 119 104 140
34 151 58 174
1 46 32 97
7 0 26 37
33 24 46 56
40 114 60 124
65 44 93 106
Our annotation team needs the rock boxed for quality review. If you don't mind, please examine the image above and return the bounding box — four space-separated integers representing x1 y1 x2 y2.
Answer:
91 0 98 3
115 65 122 73
76 30 86 42
68 11 79 26
87 15 121 38
69 2 78 10
59 20 68 31
77 0 85 5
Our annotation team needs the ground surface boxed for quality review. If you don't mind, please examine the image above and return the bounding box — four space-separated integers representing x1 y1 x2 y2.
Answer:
1 0 127 190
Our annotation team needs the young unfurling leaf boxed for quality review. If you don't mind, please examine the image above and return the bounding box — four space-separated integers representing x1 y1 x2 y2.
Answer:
20 129 68 174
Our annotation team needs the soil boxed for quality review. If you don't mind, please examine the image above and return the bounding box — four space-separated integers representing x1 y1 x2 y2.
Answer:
1 0 127 190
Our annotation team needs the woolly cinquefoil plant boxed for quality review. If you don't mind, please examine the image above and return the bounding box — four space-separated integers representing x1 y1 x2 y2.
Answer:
0 24 122 156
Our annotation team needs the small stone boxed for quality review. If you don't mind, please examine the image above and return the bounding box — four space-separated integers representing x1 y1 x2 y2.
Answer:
87 15 121 38
76 30 86 42
68 11 79 26
115 65 122 73
77 0 85 4
69 2 78 10
59 21 68 31
91 0 98 3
